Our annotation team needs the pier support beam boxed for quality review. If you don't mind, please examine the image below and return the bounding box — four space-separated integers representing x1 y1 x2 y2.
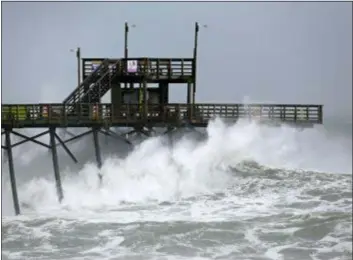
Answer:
54 132 78 163
11 130 50 148
93 127 103 182
49 128 63 203
99 128 132 145
57 129 93 147
4 130 20 215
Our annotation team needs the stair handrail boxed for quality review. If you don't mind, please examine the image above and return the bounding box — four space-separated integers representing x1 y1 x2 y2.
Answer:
79 59 121 103
80 65 113 103
63 59 121 115
62 59 111 104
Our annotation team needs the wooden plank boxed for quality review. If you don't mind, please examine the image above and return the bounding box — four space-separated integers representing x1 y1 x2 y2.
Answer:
1 103 323 128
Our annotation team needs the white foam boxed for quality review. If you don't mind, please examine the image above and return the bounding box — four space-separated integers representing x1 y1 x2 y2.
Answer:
2 117 351 218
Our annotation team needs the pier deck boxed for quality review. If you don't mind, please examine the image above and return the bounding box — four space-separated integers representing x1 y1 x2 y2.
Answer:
2 103 323 129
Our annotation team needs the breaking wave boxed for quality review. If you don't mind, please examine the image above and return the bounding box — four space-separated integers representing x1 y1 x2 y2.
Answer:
2 118 351 216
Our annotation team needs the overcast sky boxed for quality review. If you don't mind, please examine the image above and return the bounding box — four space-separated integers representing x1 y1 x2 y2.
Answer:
2 2 352 119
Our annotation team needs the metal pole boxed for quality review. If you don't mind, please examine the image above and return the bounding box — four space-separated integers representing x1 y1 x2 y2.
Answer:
193 22 199 104
124 22 128 61
5 130 20 215
77 47 81 86
49 128 63 202
124 22 129 89
93 128 103 182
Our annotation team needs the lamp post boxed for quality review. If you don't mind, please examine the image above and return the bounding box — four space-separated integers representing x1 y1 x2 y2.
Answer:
124 22 136 89
193 22 207 104
70 47 81 87
124 22 136 60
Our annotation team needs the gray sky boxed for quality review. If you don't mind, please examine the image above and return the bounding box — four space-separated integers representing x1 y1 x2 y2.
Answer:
2 2 352 119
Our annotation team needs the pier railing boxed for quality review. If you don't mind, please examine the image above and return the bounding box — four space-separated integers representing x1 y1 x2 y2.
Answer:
2 103 323 128
82 58 194 81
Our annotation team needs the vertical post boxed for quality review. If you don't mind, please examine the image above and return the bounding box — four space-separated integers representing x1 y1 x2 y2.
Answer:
319 105 323 124
187 82 194 121
159 82 167 116
124 22 128 62
49 127 63 202
76 47 81 87
124 22 129 89
187 82 194 104
139 83 142 113
159 82 169 105
143 80 148 120
193 22 199 105
5 130 20 215
187 83 190 105
92 128 103 182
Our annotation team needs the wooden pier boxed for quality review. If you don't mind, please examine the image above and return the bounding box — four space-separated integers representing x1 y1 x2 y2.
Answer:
1 22 323 215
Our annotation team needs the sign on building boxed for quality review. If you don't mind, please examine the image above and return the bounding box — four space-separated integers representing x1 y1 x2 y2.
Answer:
127 60 138 73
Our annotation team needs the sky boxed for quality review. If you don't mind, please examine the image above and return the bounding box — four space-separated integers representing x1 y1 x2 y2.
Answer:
2 2 352 120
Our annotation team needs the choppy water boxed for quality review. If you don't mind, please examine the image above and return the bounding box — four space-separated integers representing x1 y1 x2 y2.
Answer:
2 118 352 260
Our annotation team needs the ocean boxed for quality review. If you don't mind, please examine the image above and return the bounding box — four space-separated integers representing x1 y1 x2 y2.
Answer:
2 118 352 260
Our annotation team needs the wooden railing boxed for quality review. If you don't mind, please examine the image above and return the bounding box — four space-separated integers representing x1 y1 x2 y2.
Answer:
63 59 111 105
82 59 119 78
82 58 194 80
2 103 323 128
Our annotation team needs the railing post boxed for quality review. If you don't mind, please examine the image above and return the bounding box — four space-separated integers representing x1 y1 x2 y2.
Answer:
48 104 52 125
294 106 298 122
157 59 160 80
143 80 148 121
16 105 19 121
168 59 171 78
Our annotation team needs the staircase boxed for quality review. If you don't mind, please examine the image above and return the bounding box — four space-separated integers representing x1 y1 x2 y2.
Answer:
63 59 121 114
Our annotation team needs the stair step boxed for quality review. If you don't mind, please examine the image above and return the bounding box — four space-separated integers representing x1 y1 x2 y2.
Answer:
62 59 121 116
